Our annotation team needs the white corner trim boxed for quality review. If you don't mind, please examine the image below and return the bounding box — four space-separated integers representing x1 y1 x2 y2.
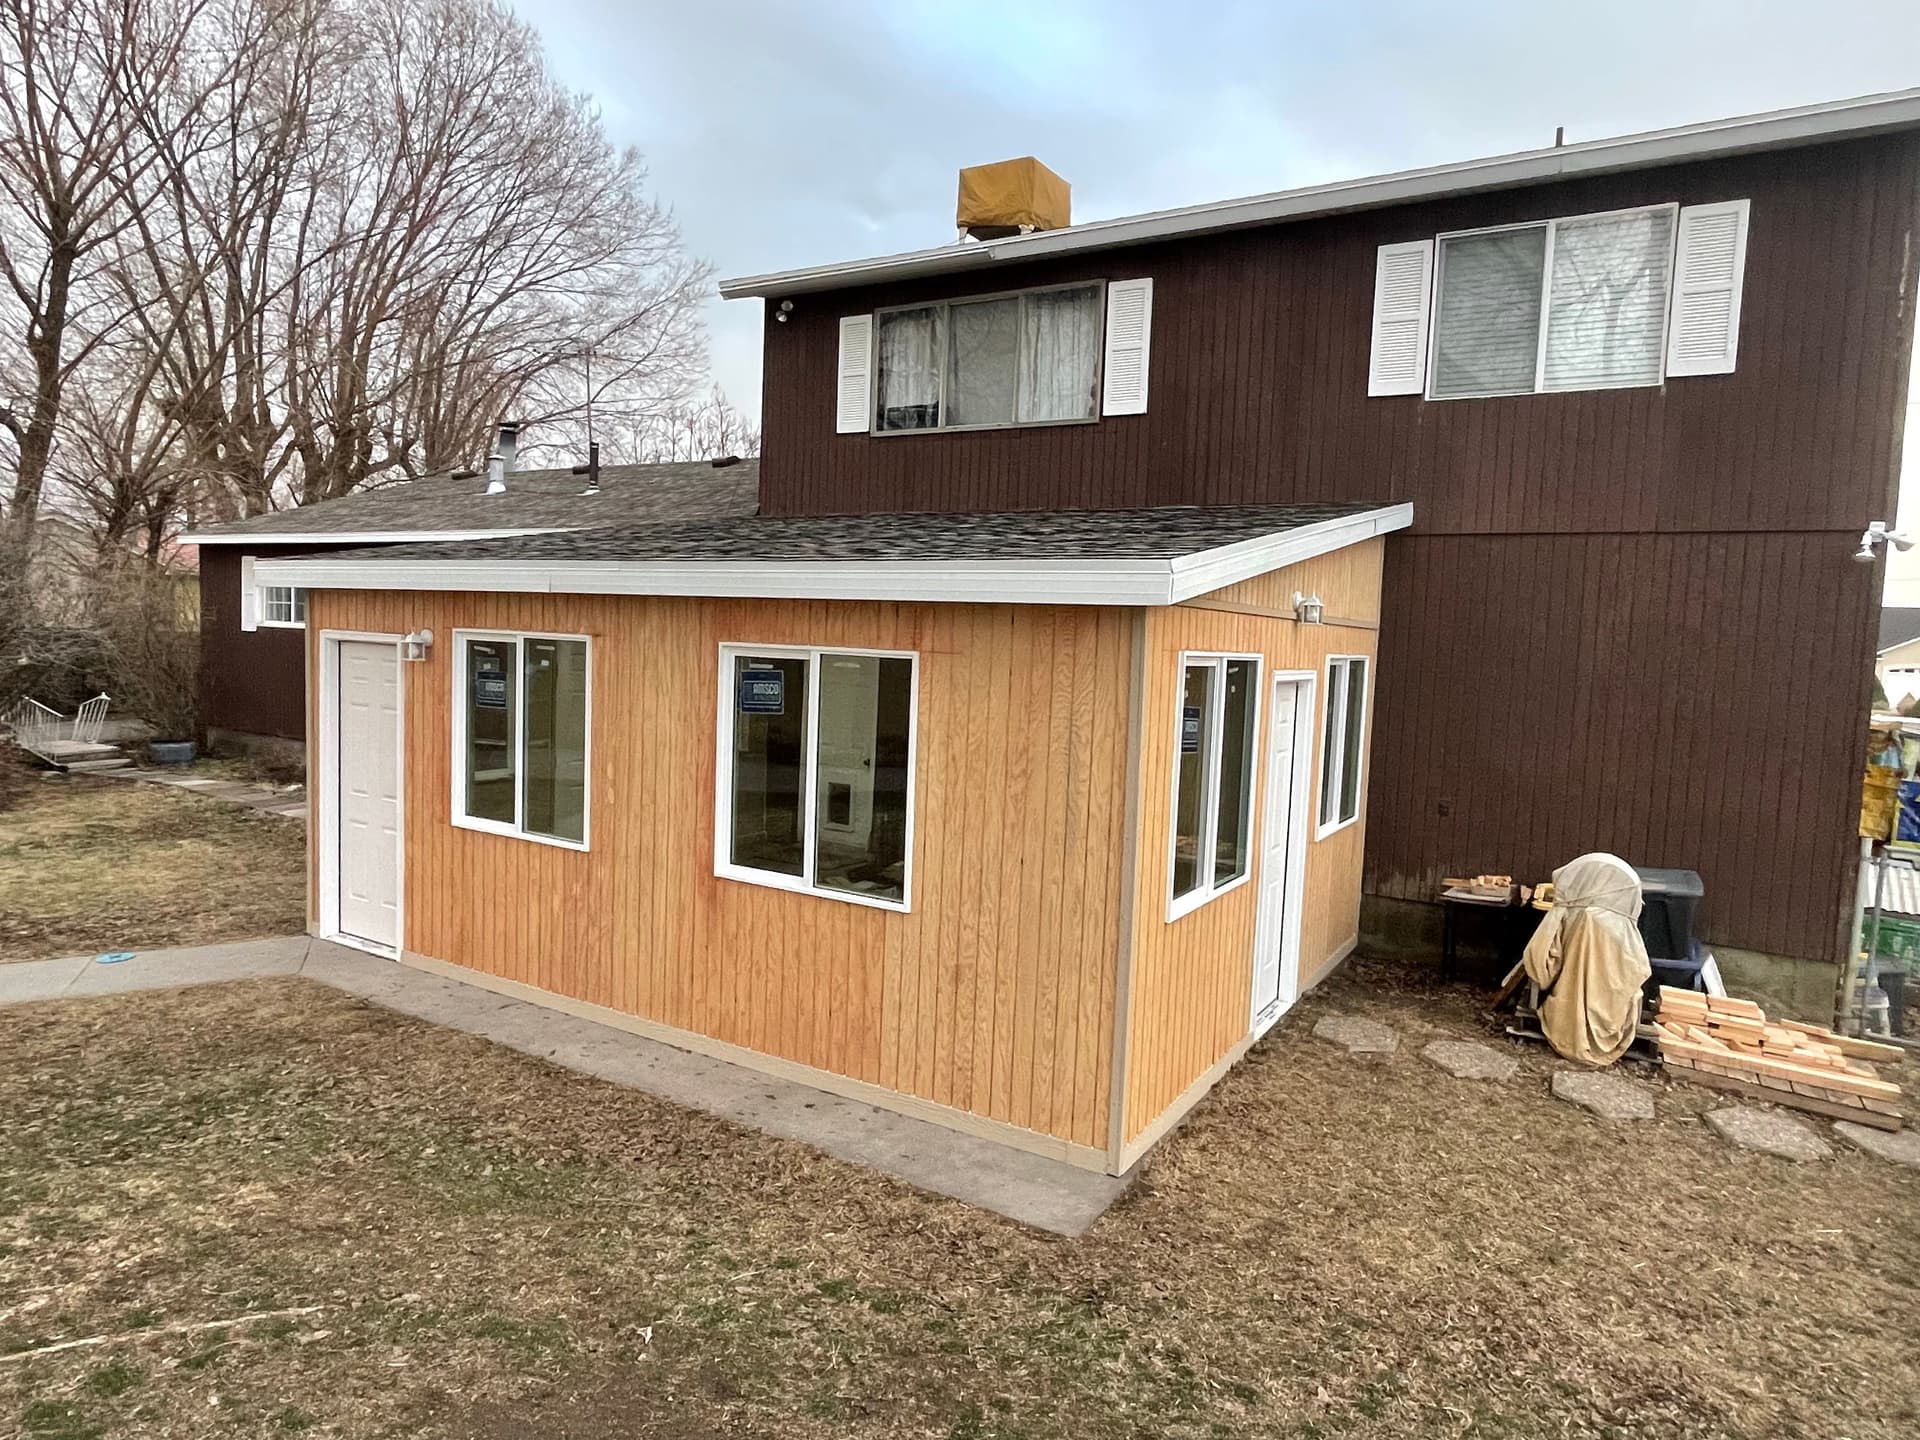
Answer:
718 88 1920 299
1166 504 1413 602
251 504 1415 608
181 526 570 546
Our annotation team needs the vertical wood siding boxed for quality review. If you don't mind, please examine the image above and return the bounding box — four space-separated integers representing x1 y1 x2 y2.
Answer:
752 132 1920 965
1122 543 1383 1141
308 591 1130 1150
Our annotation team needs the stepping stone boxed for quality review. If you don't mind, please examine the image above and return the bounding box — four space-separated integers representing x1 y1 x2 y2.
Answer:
1422 1039 1518 1081
1833 1121 1920 1168
1703 1106 1831 1162
1312 1015 1398 1056
1551 1070 1654 1121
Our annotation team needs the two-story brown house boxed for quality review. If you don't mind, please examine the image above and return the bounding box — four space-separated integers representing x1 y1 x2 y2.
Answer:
254 90 1920 1176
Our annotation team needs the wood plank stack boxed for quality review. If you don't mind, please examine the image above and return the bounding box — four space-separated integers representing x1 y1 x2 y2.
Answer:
1653 986 1906 1132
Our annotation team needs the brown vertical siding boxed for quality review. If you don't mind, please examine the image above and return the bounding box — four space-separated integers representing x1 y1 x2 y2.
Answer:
1369 532 1876 965
307 589 1130 1154
198 545 315 742
751 131 1920 966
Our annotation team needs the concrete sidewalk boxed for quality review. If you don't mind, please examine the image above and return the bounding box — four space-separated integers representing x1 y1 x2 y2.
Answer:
1 938 1131 1236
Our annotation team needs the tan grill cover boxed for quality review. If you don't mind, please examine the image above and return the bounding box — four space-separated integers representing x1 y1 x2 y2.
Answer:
956 157 1070 233
1523 853 1652 1066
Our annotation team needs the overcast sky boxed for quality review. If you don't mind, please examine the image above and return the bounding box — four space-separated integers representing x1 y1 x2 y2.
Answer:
530 0 1920 420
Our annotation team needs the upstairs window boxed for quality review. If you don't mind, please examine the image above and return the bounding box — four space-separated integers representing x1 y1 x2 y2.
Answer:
1428 204 1677 399
874 283 1102 433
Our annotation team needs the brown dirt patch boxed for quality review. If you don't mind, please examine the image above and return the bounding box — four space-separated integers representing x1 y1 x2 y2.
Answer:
0 774 305 962
0 961 1915 1438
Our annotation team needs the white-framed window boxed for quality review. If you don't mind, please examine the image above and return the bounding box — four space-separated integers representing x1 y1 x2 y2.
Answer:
451 629 591 849
715 644 918 911
872 281 1103 434
260 585 307 628
1317 655 1369 837
1427 203 1678 400
1167 652 1262 920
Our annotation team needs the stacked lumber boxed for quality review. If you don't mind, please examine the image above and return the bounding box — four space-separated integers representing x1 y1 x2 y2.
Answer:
1653 986 1906 1132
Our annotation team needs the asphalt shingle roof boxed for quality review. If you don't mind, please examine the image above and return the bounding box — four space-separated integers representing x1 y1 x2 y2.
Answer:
1880 607 1920 654
185 459 758 540
337 501 1387 566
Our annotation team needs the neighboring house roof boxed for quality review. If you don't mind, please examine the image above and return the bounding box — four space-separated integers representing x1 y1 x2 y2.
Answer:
719 88 1920 299
180 459 759 545
1880 608 1920 655
254 500 1413 607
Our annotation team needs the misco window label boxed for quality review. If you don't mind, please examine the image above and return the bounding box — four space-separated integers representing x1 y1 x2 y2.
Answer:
474 669 509 709
737 669 786 715
1181 705 1202 754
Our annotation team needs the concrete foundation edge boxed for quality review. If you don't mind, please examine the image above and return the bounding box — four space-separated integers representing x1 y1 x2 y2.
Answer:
1358 894 1841 1020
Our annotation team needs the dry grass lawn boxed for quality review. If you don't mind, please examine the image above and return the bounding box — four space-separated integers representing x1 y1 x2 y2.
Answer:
0 774 306 962
1 961 1915 1439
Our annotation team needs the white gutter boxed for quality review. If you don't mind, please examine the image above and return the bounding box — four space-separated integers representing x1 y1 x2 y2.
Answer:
181 526 569 546
254 504 1413 607
719 87 1920 299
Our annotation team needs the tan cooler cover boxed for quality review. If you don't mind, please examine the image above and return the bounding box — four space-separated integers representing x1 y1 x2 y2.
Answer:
957 157 1071 233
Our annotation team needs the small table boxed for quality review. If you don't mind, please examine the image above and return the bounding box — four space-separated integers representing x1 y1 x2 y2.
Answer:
1440 887 1545 982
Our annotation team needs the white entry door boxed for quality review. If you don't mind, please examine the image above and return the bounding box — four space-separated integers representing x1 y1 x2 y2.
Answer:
337 640 401 951
1251 678 1305 1032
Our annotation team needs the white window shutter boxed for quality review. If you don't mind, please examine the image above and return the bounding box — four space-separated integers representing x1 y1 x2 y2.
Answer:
239 555 259 632
1367 240 1433 396
1101 278 1153 416
1665 199 1750 377
835 314 873 433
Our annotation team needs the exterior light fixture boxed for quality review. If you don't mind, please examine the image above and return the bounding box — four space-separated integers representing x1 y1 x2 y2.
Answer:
1292 591 1325 625
1855 520 1915 565
775 299 795 323
402 628 434 663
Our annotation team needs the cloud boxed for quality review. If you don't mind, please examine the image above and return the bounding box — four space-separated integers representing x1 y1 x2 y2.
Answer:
528 0 1920 416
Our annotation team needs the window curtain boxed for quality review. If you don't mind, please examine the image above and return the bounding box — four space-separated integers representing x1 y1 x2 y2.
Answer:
1431 228 1546 399
1542 208 1676 391
1018 287 1100 422
875 307 942 430
947 298 1020 426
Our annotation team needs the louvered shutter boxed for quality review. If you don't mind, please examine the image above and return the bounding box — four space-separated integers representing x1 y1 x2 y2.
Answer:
239 555 259 632
835 314 873 433
1101 278 1153 416
1367 240 1433 396
1665 199 1750 377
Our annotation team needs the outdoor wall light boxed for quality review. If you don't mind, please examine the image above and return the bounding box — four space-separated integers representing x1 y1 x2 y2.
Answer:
402 628 435 663
775 298 795 323
1855 520 1916 565
1292 591 1326 625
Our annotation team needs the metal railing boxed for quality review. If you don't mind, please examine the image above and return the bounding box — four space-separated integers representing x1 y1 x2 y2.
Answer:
3 693 110 758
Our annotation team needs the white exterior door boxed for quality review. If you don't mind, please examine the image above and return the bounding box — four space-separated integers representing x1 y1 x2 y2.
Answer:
337 640 401 950
1252 678 1304 1032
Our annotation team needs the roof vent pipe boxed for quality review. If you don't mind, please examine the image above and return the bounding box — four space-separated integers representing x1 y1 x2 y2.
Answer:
484 450 506 494
496 419 520 473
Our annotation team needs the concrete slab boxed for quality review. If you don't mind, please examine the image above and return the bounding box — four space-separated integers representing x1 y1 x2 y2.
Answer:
0 954 92 1004
1422 1039 1518 1081
1704 1106 1832 1162
4 935 1131 1236
1833 1121 1920 1167
1551 1070 1654 1121
61 936 313 997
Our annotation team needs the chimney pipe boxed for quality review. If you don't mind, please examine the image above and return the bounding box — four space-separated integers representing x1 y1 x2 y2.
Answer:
572 440 601 495
496 419 520 473
484 450 506 494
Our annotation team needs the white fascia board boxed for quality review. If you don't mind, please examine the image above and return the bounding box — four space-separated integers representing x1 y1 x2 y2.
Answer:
179 527 568 546
1167 504 1413 603
718 87 1920 299
254 504 1415 607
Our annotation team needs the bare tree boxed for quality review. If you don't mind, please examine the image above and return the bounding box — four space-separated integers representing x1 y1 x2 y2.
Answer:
0 0 199 569
627 388 762 464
